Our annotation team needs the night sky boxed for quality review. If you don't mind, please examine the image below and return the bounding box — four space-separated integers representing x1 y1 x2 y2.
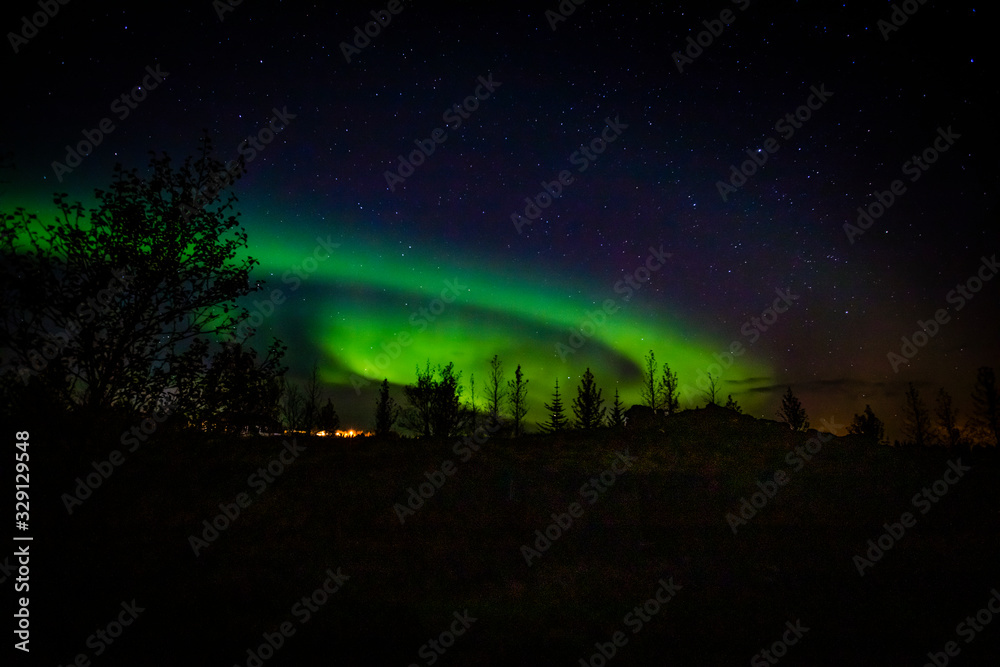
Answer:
3 0 996 438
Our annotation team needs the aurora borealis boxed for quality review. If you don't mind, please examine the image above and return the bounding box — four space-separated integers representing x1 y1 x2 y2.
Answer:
3 0 996 437
247 230 762 418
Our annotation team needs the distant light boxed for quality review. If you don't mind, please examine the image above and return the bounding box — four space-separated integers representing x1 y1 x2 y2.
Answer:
332 429 373 438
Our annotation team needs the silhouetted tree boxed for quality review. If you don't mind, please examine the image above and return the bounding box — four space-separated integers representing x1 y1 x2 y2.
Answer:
573 367 606 429
777 386 809 430
374 378 400 436
0 136 262 421
970 366 1000 446
725 394 742 413
507 364 528 437
187 339 285 434
401 361 463 438
483 354 507 424
848 404 887 445
902 382 932 446
318 398 340 434
302 362 322 434
431 362 463 438
538 379 569 433
607 388 626 428
401 361 435 437
467 373 478 430
702 373 721 407
935 388 961 447
659 362 680 414
640 350 661 410
279 376 306 431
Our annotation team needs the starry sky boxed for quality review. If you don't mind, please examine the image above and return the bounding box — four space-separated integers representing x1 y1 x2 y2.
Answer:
2 0 996 438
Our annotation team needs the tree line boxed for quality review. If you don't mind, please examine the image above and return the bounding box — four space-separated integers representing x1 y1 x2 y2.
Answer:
2 146 996 447
889 369 1000 447
765 370 1000 449
369 352 661 439
367 350 1000 448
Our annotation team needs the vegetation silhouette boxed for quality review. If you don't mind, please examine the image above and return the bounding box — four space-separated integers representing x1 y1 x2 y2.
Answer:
970 366 1000 446
538 378 569 433
4 146 998 667
507 363 529 437
848 405 888 446
375 378 401 436
777 386 809 431
3 144 996 448
902 382 932 447
0 137 285 436
572 367 606 429
607 388 626 428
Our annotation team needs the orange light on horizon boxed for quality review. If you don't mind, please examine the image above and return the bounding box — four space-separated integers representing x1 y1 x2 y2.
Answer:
331 429 372 438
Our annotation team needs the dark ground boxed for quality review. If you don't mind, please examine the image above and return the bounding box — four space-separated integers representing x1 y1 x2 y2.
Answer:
13 405 1000 665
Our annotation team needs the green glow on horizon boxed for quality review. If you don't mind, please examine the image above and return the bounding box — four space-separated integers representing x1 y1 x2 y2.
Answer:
7 194 775 424
246 230 774 419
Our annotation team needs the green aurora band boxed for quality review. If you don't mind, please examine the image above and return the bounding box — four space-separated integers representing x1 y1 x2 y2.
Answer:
248 230 774 424
10 192 774 428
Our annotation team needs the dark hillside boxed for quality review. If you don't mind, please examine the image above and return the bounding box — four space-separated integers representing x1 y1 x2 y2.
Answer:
28 406 1000 665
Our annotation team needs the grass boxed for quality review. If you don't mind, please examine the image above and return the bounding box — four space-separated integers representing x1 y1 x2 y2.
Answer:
28 405 1000 665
